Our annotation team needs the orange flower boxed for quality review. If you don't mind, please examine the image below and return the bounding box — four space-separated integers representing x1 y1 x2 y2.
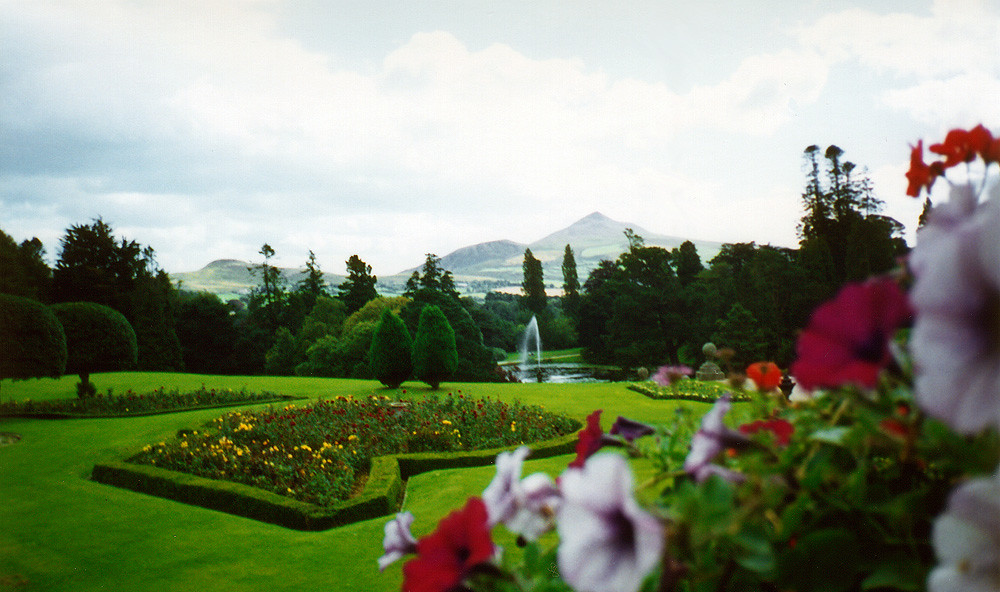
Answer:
746 362 782 391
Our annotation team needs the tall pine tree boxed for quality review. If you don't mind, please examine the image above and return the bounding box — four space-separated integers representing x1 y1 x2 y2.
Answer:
521 248 546 316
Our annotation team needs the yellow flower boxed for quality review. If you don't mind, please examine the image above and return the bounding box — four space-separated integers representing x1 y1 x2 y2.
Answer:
441 420 452 426
347 435 358 442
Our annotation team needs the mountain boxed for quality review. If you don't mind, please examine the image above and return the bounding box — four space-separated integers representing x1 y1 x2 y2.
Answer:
386 212 724 288
172 212 724 297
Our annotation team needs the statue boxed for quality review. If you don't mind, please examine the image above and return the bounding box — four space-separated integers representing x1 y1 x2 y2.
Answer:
695 342 726 381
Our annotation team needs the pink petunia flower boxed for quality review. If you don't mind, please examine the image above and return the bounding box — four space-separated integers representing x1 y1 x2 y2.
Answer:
557 453 664 592
910 182 1000 435
684 395 750 483
378 511 418 571
791 278 913 391
652 365 693 386
927 471 1000 592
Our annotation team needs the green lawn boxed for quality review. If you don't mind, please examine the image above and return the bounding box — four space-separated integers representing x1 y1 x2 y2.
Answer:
0 372 707 592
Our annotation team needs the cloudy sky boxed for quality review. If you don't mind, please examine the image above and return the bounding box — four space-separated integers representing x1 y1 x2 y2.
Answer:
2 0 999 276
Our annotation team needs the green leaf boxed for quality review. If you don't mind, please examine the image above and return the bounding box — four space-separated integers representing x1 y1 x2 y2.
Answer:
733 533 776 574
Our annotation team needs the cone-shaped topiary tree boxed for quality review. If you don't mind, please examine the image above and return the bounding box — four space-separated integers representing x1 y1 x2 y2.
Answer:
0 294 67 394
51 302 138 397
369 308 413 388
411 304 457 390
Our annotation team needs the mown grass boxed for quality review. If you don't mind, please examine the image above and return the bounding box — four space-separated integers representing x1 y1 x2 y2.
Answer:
0 372 713 592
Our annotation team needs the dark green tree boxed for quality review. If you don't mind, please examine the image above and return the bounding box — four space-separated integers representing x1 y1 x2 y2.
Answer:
175 292 237 375
297 250 329 311
0 231 51 301
411 304 457 389
0 294 67 392
561 244 580 317
440 270 461 300
248 243 286 332
712 302 768 368
264 327 298 376
369 308 413 388
521 248 546 316
338 254 378 314
51 219 181 371
51 301 138 397
672 240 704 287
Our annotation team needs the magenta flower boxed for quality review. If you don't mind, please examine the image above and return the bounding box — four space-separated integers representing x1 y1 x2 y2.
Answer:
928 471 1000 592
609 416 655 443
557 453 664 592
652 365 693 386
684 395 750 483
910 182 1000 435
482 446 560 542
569 409 608 469
378 511 418 571
791 278 913 391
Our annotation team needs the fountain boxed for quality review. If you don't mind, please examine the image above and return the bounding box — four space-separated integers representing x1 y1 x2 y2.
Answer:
518 316 543 382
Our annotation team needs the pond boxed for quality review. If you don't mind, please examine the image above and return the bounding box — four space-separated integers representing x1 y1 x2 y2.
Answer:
512 362 637 383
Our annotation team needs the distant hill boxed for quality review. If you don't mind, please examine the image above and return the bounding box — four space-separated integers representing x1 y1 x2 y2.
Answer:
171 212 724 297
172 259 344 296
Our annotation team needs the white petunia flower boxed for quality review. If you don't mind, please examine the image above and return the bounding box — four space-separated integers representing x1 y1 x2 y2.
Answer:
928 471 1000 592
557 453 664 592
377 511 418 572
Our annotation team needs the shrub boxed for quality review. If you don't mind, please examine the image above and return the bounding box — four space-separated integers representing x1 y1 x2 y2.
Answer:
0 294 67 387
51 301 138 397
369 308 412 388
411 305 458 389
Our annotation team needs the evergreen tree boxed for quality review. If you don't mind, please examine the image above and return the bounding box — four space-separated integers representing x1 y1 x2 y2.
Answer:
0 294 67 390
418 254 443 291
369 308 413 388
0 231 51 301
711 302 768 368
440 270 461 300
561 244 580 316
411 304 457 389
52 219 181 371
672 240 704 287
521 248 546 316
51 301 138 397
338 254 378 314
297 250 329 311
175 292 237 375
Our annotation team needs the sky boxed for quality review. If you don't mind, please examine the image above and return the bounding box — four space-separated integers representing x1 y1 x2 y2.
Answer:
2 0 999 277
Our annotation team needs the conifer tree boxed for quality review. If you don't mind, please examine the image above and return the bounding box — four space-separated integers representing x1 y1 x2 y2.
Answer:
369 308 412 388
561 244 580 316
521 248 546 316
411 305 457 389
338 254 377 314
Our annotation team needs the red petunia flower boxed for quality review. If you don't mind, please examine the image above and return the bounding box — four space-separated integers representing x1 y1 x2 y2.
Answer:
568 409 605 469
906 140 943 197
402 497 495 592
790 278 913 391
740 418 794 446
930 128 980 168
746 361 782 391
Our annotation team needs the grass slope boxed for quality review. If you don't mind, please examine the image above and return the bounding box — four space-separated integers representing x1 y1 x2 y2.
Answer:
0 373 707 592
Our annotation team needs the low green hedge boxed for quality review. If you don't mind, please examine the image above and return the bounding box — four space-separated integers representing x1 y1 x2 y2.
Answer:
91 427 580 531
627 381 750 402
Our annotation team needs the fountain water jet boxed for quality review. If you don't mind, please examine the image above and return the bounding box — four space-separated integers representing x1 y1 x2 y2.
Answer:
518 316 542 381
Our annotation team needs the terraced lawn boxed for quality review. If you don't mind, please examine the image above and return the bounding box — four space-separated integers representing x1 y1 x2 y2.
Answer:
0 373 707 592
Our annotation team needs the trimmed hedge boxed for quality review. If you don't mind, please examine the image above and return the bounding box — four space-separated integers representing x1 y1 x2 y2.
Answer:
627 380 751 402
91 428 580 531
0 294 67 382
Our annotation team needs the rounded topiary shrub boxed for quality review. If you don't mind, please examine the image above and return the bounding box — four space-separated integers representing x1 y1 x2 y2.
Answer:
51 302 137 397
369 308 412 388
411 304 457 390
0 294 67 385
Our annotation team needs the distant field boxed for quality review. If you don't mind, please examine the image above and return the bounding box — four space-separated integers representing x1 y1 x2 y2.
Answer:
0 372 711 592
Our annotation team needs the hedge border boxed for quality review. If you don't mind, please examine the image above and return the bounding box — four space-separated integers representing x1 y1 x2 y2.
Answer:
626 382 751 402
0 396 304 419
91 426 581 531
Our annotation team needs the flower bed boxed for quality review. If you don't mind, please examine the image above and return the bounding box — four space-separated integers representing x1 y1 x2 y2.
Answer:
627 379 748 402
0 386 298 418
127 392 579 507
